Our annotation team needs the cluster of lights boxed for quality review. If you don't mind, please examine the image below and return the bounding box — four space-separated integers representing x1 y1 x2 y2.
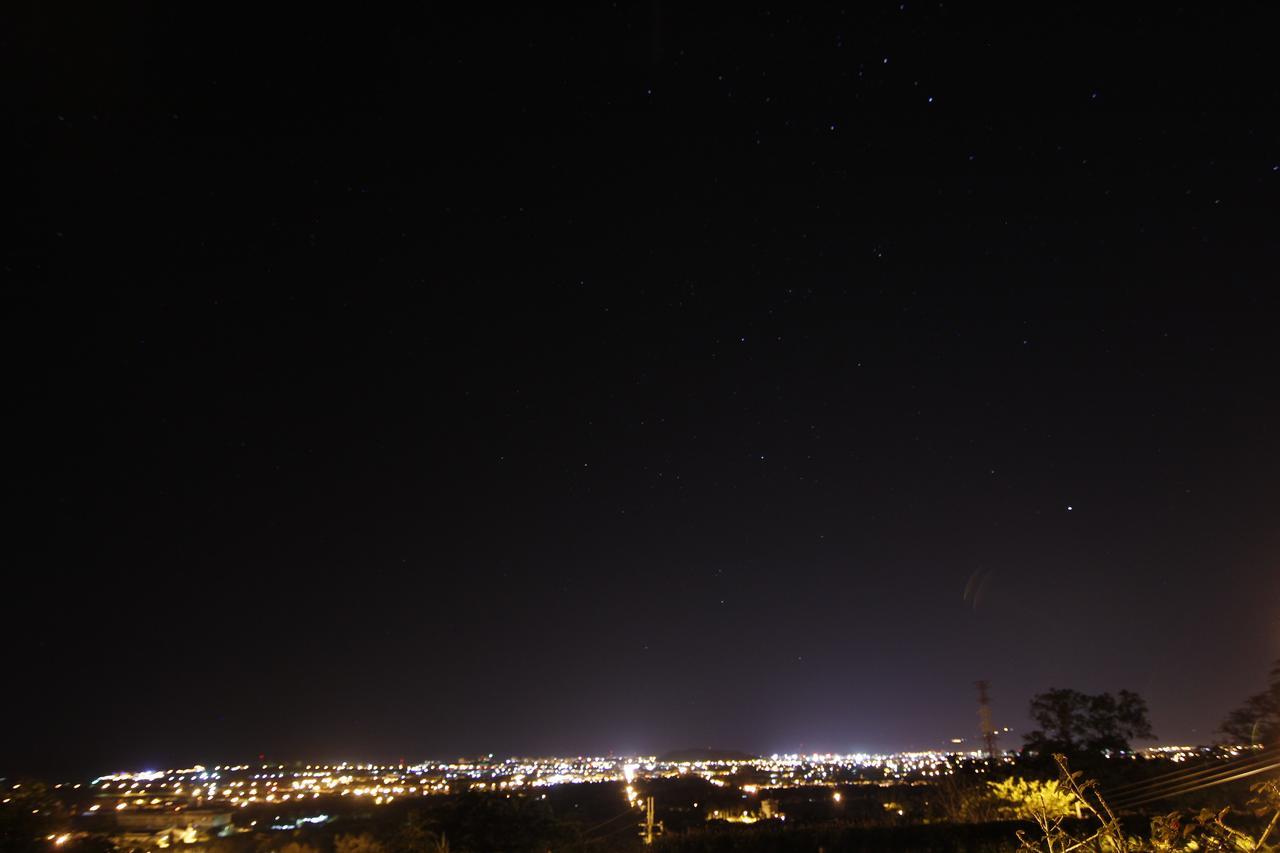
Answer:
75 746 1243 820
78 750 1011 818
686 750 1009 788
1140 745 1257 763
13 746 1260 848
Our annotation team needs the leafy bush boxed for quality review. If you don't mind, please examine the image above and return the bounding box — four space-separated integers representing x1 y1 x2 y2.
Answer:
987 778 1080 821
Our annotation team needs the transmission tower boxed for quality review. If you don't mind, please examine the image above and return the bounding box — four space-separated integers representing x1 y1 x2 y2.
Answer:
976 680 999 759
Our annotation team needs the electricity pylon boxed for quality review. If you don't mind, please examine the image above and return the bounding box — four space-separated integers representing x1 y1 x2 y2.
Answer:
976 680 999 759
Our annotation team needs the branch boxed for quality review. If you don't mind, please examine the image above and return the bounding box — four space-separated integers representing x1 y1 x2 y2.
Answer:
1052 754 1127 853
1254 807 1280 850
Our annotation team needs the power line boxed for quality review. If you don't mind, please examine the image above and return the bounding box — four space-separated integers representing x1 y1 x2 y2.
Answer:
584 816 650 846
1105 748 1280 803
574 805 647 852
1111 759 1280 809
1110 755 1280 807
1112 759 1280 809
580 805 642 837
1105 745 1277 795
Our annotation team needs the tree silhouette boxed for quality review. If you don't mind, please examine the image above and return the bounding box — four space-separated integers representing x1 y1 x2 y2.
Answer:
1219 658 1280 746
1023 688 1154 755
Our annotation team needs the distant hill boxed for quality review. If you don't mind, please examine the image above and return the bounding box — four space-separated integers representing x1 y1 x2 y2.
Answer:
659 748 758 763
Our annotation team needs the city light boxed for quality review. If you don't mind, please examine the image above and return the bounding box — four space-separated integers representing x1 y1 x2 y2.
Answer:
8 742 1242 850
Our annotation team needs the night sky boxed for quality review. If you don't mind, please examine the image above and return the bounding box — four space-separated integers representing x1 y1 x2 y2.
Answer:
7 5 1280 775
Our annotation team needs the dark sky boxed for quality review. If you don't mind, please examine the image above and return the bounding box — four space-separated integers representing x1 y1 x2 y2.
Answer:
6 4 1280 774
